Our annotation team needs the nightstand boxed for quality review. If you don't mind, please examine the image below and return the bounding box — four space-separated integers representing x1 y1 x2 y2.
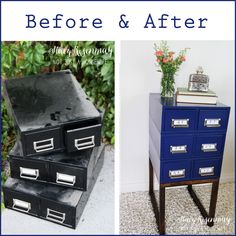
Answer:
149 94 230 235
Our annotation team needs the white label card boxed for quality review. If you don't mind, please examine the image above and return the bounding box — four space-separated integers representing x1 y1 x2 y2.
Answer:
199 167 214 174
169 169 185 177
205 119 220 125
202 143 217 150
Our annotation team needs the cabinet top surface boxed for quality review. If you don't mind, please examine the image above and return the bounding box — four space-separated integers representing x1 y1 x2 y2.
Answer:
150 93 229 108
4 70 100 131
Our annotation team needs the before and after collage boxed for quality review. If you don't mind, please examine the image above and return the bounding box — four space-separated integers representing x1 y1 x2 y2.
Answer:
1 40 234 235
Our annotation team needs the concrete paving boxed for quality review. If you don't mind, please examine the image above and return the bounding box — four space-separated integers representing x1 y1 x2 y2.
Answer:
1 146 114 235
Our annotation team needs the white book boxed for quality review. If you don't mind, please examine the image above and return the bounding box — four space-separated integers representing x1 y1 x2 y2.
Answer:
176 87 217 104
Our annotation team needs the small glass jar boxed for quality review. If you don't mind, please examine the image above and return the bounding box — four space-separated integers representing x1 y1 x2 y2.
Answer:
188 66 209 92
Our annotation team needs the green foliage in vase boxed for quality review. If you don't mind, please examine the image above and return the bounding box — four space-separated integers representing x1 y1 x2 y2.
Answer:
1 41 115 177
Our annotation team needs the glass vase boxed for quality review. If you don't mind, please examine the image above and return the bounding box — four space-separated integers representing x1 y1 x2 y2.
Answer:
161 73 175 97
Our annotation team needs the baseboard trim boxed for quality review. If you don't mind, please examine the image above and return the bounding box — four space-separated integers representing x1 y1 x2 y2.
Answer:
220 173 235 183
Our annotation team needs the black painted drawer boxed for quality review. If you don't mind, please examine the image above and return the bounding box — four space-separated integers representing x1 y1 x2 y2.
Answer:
65 124 101 152
9 142 104 190
3 70 102 156
23 127 62 155
40 195 76 227
10 158 47 182
3 178 82 229
49 165 87 189
3 189 40 216
3 145 104 229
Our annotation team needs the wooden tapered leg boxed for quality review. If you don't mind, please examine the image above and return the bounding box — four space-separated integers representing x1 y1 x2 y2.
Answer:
149 159 154 194
159 185 166 235
187 179 220 227
207 179 220 227
149 159 166 234
187 184 208 219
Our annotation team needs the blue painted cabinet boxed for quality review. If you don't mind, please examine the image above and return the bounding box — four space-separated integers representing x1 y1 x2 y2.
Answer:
149 94 230 184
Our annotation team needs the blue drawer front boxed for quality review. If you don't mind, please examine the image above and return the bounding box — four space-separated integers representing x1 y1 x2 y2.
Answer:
192 159 222 180
164 109 197 132
161 134 194 159
198 109 229 131
194 134 225 157
161 160 191 183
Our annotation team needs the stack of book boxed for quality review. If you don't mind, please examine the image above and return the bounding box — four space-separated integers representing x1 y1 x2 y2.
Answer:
176 87 218 105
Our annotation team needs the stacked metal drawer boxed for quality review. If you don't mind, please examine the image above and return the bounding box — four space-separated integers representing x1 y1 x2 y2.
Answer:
3 70 104 229
149 94 230 183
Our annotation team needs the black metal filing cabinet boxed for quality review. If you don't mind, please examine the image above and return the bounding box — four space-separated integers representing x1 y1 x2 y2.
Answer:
4 145 105 229
3 70 105 229
149 93 230 234
9 142 102 191
3 70 102 156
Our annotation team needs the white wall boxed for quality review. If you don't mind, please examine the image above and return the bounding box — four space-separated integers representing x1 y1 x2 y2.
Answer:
120 41 235 193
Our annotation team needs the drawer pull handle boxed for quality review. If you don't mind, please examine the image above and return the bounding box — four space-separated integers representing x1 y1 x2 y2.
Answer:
56 173 76 186
20 167 39 180
170 145 187 154
46 208 65 224
74 136 95 150
33 138 54 153
201 143 217 152
171 119 189 128
13 199 31 213
169 169 185 179
204 118 221 128
199 167 214 176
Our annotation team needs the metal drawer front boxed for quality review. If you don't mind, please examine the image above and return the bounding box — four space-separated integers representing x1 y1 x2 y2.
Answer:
3 190 40 216
40 199 75 228
198 109 230 131
10 158 47 182
24 127 61 156
161 134 194 159
164 109 197 132
49 164 87 190
194 134 225 157
161 160 191 183
192 159 222 179
65 124 101 152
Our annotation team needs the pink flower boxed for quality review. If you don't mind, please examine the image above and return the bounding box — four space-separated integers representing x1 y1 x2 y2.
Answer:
156 50 164 56
180 56 186 61
162 58 169 63
169 51 175 56
156 58 161 63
